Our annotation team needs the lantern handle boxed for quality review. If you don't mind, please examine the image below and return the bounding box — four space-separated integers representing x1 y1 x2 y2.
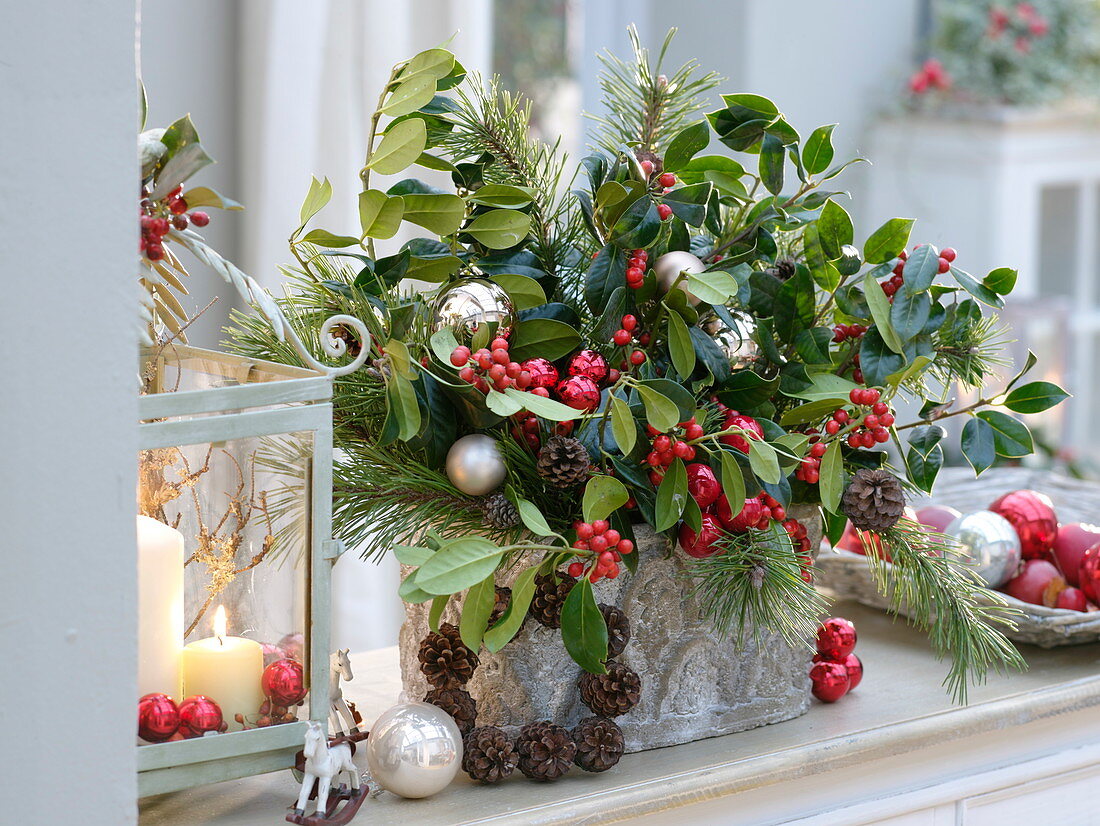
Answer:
164 229 370 378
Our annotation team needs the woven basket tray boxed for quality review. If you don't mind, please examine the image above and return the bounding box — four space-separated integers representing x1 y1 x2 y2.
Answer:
814 467 1100 648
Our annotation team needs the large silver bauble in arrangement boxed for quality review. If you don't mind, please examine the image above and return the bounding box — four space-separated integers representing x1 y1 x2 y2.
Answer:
704 313 760 370
943 510 1023 588
653 251 706 305
430 277 516 346
445 434 507 496
365 701 462 799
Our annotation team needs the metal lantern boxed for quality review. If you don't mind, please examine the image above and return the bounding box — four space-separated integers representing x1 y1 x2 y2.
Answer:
135 276 367 797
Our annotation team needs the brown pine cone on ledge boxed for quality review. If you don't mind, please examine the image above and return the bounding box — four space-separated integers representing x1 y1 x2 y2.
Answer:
529 571 575 628
572 716 625 772
418 623 479 689
536 435 590 489
841 468 906 532
599 603 631 658
516 720 576 781
462 725 519 783
424 687 477 736
579 661 641 717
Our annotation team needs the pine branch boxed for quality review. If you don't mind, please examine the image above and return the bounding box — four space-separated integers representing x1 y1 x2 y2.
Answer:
863 518 1024 703
686 523 826 650
927 310 1012 391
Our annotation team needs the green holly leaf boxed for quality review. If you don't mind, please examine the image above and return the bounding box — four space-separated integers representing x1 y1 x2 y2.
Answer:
1003 381 1070 414
560 578 608 674
655 458 689 531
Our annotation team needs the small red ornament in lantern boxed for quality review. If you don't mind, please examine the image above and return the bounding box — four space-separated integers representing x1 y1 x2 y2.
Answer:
678 513 725 558
556 375 600 411
816 617 857 660
810 661 850 703
685 463 721 508
262 658 307 707
716 495 765 533
178 695 226 738
566 349 609 384
989 489 1058 559
521 358 559 389
138 693 180 742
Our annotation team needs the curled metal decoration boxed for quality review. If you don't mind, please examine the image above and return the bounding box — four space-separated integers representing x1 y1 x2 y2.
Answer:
166 229 370 377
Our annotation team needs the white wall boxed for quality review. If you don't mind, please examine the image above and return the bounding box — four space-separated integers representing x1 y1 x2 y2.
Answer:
0 2 139 823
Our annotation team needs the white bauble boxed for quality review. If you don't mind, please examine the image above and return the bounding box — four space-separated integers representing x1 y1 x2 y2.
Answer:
445 434 507 496
653 251 706 305
944 510 1023 588
366 701 462 798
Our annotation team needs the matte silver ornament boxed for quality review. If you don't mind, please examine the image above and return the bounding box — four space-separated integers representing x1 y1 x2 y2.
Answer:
445 434 507 496
653 251 706 305
944 510 1023 588
704 313 760 370
430 277 515 346
365 701 462 799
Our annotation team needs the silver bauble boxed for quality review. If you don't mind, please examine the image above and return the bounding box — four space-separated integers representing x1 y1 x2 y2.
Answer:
366 701 462 799
653 251 706 305
704 313 760 370
944 510 1023 588
430 277 515 346
445 434 507 496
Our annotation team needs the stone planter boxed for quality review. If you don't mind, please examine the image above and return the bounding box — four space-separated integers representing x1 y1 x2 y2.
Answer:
399 506 821 753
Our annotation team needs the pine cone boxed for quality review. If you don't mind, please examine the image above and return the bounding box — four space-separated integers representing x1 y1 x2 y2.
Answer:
536 435 590 489
462 725 519 783
571 716 625 773
424 687 477 736
841 468 906 532
599 603 631 658
768 258 797 281
579 661 641 717
483 492 519 530
516 721 576 781
418 623 480 689
488 585 519 627
529 571 575 628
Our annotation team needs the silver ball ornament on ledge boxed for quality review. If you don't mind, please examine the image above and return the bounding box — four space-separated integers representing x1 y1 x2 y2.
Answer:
430 277 516 346
943 510 1023 588
704 313 760 370
653 251 706 305
365 701 463 799
445 434 507 496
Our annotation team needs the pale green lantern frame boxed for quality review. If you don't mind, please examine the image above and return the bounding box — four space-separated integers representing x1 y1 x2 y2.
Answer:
136 234 370 796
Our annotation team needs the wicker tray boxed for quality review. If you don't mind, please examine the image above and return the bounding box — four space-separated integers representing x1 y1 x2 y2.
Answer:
814 467 1100 648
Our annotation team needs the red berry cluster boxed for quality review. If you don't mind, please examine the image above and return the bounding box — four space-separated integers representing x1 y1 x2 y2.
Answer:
643 418 703 484
451 337 533 394
626 249 649 289
512 414 542 450
810 617 862 703
795 442 827 484
611 314 650 371
840 389 894 448
711 401 764 454
639 160 677 192
567 520 635 582
831 323 867 343
883 246 956 299
782 518 814 582
139 185 210 262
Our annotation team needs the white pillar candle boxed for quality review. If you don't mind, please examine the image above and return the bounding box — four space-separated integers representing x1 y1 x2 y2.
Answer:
137 515 184 700
182 605 265 731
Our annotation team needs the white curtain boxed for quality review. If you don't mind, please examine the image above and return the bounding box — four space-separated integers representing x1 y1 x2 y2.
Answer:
236 0 492 654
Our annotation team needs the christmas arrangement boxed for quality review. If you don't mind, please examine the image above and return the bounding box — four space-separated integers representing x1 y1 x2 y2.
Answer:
228 27 1070 705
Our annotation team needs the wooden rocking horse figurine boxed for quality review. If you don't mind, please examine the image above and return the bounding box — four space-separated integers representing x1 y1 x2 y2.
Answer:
287 721 364 825
328 648 358 735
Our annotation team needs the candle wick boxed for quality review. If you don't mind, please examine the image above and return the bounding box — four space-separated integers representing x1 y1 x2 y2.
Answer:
217 635 224 647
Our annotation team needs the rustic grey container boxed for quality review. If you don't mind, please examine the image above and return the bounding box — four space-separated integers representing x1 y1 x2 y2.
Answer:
399 510 820 753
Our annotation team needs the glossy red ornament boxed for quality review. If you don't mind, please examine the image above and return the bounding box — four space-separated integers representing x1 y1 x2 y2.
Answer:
685 463 721 508
816 617 857 659
1003 558 1065 607
716 495 765 533
840 653 863 690
556 375 600 411
262 658 307 707
138 693 180 742
1056 586 1088 612
1053 523 1100 587
1078 544 1100 605
678 513 725 558
989 490 1058 559
178 695 225 738
719 413 763 454
520 357 559 390
810 661 850 703
566 350 609 384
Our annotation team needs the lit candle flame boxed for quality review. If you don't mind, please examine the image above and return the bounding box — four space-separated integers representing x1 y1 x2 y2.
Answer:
213 605 228 645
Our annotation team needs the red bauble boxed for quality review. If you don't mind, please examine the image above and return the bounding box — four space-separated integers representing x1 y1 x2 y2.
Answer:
138 693 180 742
1056 586 1088 612
915 505 961 533
566 350 609 384
556 375 600 411
262 658 307 707
719 414 763 454
810 661 850 703
816 617 857 659
685 463 721 508
1078 544 1100 605
989 490 1058 559
678 513 725 558
178 695 225 738
1003 558 1065 607
521 358 559 389
841 653 863 690
1053 523 1100 587
716 495 765 533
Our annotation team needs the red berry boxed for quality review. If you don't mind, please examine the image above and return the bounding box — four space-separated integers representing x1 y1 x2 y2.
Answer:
576 522 594 539
617 539 634 555
832 410 849 424
568 562 584 578
658 172 676 187
589 535 608 553
771 506 786 522
658 450 675 466
613 329 631 346
810 443 827 458
450 347 470 367
865 388 881 403
152 217 170 236
937 257 950 274
657 204 673 221
863 414 879 429
169 197 188 215
491 337 509 351
848 389 862 405
847 433 861 448
604 529 621 546
872 402 888 416
458 366 476 383
893 260 905 276
532 387 550 397
189 210 209 227
860 430 876 448
630 350 646 366
941 247 957 263
825 420 841 435
638 333 652 347
872 427 890 443
882 281 898 297
172 214 189 230
672 441 692 459
685 423 705 440
626 267 644 280
645 451 661 467
621 314 638 331
879 412 895 427
491 348 510 365
640 159 654 176
652 434 670 452
592 519 609 534
852 368 864 383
